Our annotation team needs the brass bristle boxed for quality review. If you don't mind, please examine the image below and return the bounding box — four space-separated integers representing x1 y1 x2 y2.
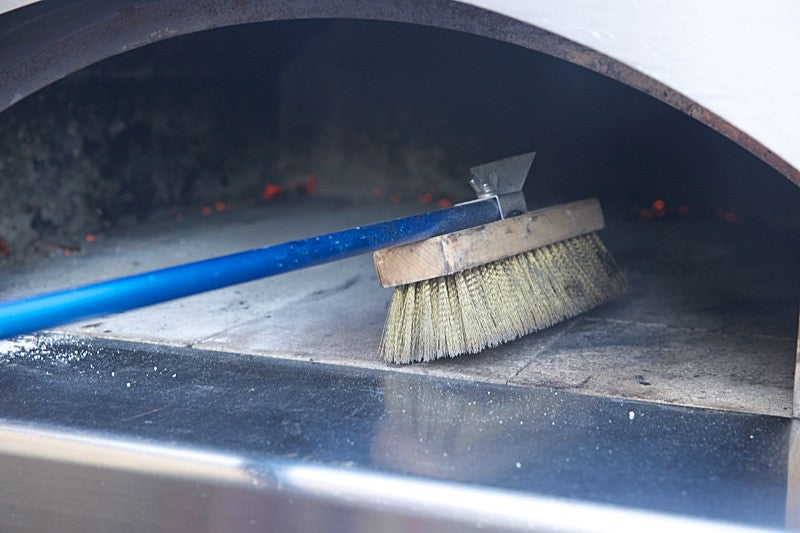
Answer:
378 232 626 364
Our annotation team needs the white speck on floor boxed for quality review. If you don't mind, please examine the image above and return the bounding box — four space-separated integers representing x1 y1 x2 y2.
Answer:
0 336 39 355
0 333 92 364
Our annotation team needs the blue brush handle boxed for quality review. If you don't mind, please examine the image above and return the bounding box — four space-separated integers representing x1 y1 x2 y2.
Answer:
0 199 501 339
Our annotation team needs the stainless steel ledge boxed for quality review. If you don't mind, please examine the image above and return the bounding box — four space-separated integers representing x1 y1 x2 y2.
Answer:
0 334 790 530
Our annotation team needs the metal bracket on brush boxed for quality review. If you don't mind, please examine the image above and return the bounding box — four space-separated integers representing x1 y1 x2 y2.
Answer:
466 151 535 218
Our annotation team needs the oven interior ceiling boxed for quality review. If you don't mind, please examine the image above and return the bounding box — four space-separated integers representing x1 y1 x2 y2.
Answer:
0 19 798 417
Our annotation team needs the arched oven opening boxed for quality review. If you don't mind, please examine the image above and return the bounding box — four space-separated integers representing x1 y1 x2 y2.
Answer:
1 19 797 417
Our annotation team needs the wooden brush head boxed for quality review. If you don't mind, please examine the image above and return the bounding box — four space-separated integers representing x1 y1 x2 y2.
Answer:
373 198 605 288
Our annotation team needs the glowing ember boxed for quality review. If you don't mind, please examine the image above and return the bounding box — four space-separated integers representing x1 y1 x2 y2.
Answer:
417 192 434 204
214 201 226 212
437 198 453 208
201 206 212 216
84 234 96 243
304 174 317 195
652 199 667 218
261 184 283 201
715 208 740 223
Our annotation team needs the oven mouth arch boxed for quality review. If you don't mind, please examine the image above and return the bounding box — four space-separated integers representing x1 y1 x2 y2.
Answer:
0 0 798 189
0 3 797 420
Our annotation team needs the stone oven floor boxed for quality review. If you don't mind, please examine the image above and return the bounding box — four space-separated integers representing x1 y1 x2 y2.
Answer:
2 197 797 417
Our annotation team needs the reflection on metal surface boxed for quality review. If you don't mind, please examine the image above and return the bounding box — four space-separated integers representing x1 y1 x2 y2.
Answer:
369 370 790 527
0 422 254 484
281 463 772 533
0 425 777 533
0 336 791 529
0 419 778 532
371 374 572 481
